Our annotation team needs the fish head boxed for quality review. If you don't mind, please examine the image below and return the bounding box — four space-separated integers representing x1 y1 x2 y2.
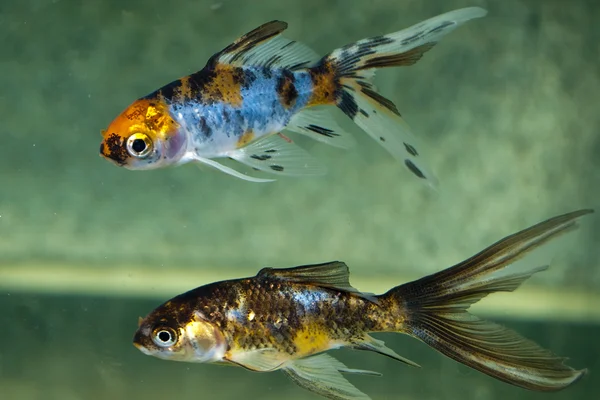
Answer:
134 303 226 364
100 98 188 170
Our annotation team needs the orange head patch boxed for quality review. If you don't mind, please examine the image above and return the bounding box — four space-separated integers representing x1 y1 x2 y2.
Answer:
100 98 186 170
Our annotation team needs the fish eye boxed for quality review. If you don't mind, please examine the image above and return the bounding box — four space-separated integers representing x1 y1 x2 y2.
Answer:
152 327 177 348
126 133 153 158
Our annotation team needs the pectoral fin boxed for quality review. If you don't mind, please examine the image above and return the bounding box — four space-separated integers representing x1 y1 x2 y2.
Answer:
227 133 326 177
189 153 275 183
282 353 379 400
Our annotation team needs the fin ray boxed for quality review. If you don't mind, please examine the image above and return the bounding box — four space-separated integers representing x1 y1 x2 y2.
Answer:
258 261 378 303
259 261 359 293
215 21 320 69
353 335 420 368
340 81 438 186
328 7 487 74
313 7 488 187
283 354 375 400
213 21 288 65
385 209 593 391
225 348 287 372
189 153 275 183
227 133 326 177
286 106 356 149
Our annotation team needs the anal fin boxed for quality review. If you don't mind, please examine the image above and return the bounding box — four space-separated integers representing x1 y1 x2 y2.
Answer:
283 353 379 400
227 133 326 177
353 334 420 368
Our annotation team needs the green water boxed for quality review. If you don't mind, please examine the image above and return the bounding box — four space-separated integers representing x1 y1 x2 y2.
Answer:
1 0 599 399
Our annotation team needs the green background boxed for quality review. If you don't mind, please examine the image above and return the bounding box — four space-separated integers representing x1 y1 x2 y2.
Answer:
1 0 598 399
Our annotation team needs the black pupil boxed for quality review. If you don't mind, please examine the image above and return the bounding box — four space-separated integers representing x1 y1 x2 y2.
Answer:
158 331 171 343
132 138 146 153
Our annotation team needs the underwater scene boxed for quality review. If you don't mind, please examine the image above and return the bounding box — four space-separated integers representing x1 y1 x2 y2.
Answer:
1 0 599 399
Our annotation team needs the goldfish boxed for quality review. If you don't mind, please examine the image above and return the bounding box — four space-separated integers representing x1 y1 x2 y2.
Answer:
134 209 592 400
100 7 487 185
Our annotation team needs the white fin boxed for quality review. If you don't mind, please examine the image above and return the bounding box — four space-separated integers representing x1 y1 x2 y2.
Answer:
320 7 488 188
353 335 420 368
286 107 356 149
342 86 438 187
226 133 326 177
225 348 287 372
189 153 275 183
215 21 320 70
327 7 487 75
283 354 378 400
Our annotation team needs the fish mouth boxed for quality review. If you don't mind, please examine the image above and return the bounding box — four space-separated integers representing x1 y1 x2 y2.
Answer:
133 341 153 356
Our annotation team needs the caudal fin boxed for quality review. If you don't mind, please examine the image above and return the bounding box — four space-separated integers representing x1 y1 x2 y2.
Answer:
311 7 487 187
384 209 593 391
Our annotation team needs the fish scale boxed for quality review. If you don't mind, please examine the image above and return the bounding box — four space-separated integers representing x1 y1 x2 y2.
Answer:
162 274 391 359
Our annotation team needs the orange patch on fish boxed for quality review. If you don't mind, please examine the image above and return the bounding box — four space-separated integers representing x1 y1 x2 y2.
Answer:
202 65 243 107
237 130 255 148
307 61 337 106
100 98 179 164
292 325 331 357
104 98 176 140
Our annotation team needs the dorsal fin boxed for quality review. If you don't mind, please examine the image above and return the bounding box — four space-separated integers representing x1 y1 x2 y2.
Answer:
257 261 377 302
212 21 320 70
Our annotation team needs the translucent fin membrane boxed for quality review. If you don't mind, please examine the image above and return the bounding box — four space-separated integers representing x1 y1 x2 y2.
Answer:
386 210 592 391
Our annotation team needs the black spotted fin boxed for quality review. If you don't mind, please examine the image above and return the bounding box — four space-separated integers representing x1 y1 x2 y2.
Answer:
225 133 326 178
310 7 488 188
188 133 326 183
285 106 356 149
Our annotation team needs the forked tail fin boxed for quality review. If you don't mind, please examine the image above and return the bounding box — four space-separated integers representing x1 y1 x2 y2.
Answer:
383 209 593 391
311 7 487 187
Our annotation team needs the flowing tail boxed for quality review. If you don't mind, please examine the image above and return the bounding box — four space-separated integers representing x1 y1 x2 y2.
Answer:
382 209 593 391
309 7 487 187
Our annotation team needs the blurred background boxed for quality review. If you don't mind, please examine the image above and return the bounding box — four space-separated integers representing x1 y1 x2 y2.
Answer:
0 0 598 399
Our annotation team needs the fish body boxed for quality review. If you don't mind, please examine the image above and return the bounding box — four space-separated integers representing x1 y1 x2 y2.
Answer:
100 7 489 185
135 265 396 363
134 209 592 399
152 65 314 157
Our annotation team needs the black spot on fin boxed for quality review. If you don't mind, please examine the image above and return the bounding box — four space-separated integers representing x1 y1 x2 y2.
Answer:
306 124 339 138
404 142 419 156
404 159 426 179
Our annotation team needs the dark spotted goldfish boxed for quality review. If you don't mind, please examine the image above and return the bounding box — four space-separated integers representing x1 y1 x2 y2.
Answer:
133 209 592 399
100 8 487 185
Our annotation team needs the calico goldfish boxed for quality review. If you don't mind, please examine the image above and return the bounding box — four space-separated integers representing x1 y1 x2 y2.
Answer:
134 209 592 400
100 8 487 185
